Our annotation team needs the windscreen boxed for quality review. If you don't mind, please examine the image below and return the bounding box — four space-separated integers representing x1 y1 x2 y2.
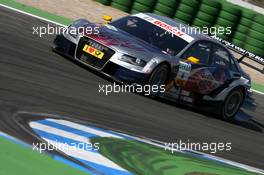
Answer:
110 16 189 56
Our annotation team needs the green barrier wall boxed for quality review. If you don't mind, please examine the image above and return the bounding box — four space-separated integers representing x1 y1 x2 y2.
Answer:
96 0 264 58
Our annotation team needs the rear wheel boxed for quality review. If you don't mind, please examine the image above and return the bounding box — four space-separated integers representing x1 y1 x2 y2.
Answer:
221 88 244 121
148 64 168 97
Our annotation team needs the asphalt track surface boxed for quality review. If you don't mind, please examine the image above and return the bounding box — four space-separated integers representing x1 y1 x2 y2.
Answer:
0 7 264 169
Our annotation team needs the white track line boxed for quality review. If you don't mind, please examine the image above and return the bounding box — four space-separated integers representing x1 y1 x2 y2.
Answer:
46 119 122 139
0 3 67 27
251 89 264 95
30 122 90 143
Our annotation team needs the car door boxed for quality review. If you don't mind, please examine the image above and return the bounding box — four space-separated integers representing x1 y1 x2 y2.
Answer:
207 44 241 93
175 40 218 94
175 41 238 95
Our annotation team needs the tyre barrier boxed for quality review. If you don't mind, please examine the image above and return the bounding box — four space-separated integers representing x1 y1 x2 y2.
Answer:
95 0 264 59
111 0 133 12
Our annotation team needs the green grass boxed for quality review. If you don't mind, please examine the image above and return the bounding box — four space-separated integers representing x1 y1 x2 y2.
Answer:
0 0 72 25
92 137 261 175
0 136 91 175
252 82 264 93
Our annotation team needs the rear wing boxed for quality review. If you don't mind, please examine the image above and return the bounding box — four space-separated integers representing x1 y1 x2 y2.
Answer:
211 36 264 66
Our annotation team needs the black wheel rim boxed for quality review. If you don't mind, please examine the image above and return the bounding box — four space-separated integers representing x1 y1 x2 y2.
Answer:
150 69 167 87
225 91 241 118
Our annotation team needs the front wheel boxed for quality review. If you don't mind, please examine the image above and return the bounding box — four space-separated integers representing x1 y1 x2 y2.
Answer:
148 64 169 97
221 88 244 121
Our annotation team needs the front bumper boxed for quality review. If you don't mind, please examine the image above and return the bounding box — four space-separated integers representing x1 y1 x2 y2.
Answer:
53 34 150 84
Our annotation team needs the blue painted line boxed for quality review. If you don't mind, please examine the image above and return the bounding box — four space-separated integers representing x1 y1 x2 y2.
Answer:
32 128 98 153
37 120 97 138
0 131 29 148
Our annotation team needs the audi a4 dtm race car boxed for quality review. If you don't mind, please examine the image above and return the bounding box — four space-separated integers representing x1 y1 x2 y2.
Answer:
53 13 252 120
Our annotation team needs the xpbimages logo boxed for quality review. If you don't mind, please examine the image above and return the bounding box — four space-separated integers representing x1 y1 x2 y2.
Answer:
32 141 100 153
164 140 232 154
98 82 166 95
32 24 100 37
165 24 232 38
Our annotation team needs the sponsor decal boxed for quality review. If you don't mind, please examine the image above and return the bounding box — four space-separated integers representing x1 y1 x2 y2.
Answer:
83 44 104 59
89 35 146 52
212 36 264 65
176 61 192 86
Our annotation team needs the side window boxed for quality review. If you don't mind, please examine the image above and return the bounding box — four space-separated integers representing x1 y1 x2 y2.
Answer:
229 56 239 72
181 41 211 64
211 45 231 69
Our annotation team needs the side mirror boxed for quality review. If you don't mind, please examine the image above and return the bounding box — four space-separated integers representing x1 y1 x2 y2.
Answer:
187 56 200 64
231 72 241 80
103 15 112 24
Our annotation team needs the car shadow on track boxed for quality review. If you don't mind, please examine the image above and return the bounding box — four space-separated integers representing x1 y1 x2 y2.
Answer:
57 51 264 133
233 110 264 133
148 95 264 133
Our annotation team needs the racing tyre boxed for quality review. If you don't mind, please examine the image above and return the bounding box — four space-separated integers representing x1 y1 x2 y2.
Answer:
193 18 212 27
232 38 244 47
132 2 152 12
130 9 141 14
111 2 131 12
221 3 241 16
153 10 170 17
156 0 178 7
254 15 264 25
148 64 169 97
248 30 264 42
236 24 248 33
239 17 252 26
233 31 247 41
218 10 240 22
199 4 220 16
154 3 175 17
215 17 236 28
181 0 200 7
195 11 216 23
135 0 156 6
244 44 264 57
241 8 256 19
221 88 244 121
246 37 264 49
251 22 264 33
201 0 222 8
174 11 194 24
177 3 194 14
112 0 132 6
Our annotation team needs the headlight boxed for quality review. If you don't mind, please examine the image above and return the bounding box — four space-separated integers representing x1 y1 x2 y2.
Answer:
120 55 147 67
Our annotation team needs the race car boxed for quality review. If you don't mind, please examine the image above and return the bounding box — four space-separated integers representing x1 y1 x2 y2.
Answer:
53 13 251 120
